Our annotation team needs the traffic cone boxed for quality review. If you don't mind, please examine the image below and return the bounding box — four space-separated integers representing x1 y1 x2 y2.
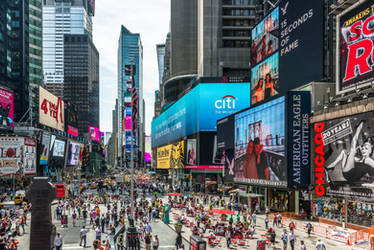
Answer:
346 238 351 246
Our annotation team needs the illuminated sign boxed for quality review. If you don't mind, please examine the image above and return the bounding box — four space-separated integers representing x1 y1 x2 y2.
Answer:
39 87 65 131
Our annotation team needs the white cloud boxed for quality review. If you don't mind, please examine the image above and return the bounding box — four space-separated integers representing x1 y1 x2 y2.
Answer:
93 0 170 134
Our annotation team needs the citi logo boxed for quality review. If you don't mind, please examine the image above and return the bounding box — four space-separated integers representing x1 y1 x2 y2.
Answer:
214 95 236 109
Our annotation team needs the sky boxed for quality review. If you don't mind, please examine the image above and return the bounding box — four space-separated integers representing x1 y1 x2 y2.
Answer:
93 0 170 135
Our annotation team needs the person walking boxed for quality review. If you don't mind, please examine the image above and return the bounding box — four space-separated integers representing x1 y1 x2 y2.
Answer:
175 232 182 250
225 230 231 249
281 229 288 250
79 226 87 247
144 233 152 250
152 235 159 250
117 234 124 250
306 222 312 237
300 240 306 250
265 215 269 229
289 229 296 250
54 233 63 250
316 239 326 250
95 226 102 241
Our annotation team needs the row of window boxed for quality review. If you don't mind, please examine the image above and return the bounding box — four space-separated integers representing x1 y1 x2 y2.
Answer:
223 9 256 16
223 0 256 5
223 40 250 48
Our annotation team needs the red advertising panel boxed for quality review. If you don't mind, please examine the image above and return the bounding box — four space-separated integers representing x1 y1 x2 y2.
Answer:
0 88 14 129
339 0 374 93
55 184 65 198
67 125 78 137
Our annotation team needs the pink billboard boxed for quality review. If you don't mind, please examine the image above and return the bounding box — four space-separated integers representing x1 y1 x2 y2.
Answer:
0 88 14 128
184 165 223 169
88 126 100 142
67 125 78 137
125 115 132 130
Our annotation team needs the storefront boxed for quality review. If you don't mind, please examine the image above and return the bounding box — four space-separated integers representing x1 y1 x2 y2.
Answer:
312 196 344 222
347 200 374 228
267 189 295 212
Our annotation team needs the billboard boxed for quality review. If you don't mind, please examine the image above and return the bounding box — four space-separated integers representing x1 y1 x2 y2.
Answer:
87 0 95 15
0 137 36 176
251 53 279 105
0 88 14 129
39 86 65 131
186 139 197 165
223 149 235 182
145 136 151 162
287 91 311 188
338 0 374 93
314 111 374 201
217 115 235 150
88 126 100 142
152 83 251 148
251 7 279 65
67 125 78 137
50 135 66 158
67 141 80 166
125 115 132 130
234 96 286 187
156 141 184 169
278 0 324 91
125 106 132 116
125 65 136 75
40 133 51 165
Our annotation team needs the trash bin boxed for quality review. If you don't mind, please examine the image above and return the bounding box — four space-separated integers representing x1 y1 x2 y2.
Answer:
257 240 266 250
190 235 206 250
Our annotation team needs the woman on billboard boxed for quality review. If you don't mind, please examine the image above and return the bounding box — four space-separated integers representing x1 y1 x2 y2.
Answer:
244 140 258 179
253 79 264 104
264 73 274 99
326 121 374 185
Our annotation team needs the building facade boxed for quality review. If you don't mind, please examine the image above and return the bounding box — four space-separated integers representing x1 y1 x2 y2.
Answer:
63 34 99 135
0 0 30 122
117 26 144 168
42 0 94 98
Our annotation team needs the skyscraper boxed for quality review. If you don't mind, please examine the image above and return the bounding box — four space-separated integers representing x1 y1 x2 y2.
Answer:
63 34 99 135
42 0 94 98
29 0 43 125
117 25 144 167
0 0 30 122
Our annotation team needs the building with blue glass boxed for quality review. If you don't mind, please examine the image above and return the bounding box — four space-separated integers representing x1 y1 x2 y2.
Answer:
117 25 144 167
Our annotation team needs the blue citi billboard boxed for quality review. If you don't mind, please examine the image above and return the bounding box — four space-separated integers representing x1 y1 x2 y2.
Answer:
151 83 251 148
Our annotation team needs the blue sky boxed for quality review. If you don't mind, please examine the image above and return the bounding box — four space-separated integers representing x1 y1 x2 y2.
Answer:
93 0 170 135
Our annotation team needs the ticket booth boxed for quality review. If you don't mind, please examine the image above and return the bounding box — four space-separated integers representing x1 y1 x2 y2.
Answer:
190 235 206 250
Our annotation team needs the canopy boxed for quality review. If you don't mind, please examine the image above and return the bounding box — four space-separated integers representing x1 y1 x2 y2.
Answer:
207 209 235 215
167 193 182 196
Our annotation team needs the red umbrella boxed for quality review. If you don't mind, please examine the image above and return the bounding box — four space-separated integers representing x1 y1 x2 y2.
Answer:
207 209 235 215
167 193 182 196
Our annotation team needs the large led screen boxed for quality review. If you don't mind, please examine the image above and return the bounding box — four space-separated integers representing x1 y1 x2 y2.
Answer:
251 53 279 105
39 86 65 131
88 126 100 142
251 7 279 66
157 141 184 169
234 97 286 187
151 83 251 148
0 88 14 129
315 111 374 201
338 0 374 93
67 141 80 166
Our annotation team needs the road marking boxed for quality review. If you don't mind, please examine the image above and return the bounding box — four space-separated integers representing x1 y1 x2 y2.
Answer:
62 244 84 249
158 246 177 248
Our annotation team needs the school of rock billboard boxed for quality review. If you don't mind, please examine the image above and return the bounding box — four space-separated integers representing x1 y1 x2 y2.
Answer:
338 0 374 93
0 137 36 176
314 111 374 201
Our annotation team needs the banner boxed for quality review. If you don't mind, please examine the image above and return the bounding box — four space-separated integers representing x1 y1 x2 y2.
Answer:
157 141 184 169
0 88 14 129
0 137 36 176
338 0 374 92
40 133 51 165
39 86 64 131
315 111 374 201
186 139 197 165
287 91 311 188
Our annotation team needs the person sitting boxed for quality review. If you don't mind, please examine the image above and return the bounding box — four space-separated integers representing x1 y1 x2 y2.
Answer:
208 230 216 239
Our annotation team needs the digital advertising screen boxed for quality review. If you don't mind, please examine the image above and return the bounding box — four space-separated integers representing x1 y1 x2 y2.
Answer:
0 88 14 129
40 133 51 165
234 96 286 187
314 111 374 201
338 0 374 93
251 53 279 105
186 139 197 165
67 141 80 166
52 138 66 158
67 125 78 137
151 83 250 148
145 136 152 162
251 7 279 66
278 0 324 91
39 86 65 131
156 141 184 169
217 115 235 150
88 126 100 142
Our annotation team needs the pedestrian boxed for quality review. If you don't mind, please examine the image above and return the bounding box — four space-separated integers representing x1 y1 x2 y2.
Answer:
252 212 257 226
306 222 312 237
175 232 182 250
101 216 106 233
278 213 282 227
300 240 306 250
117 234 124 250
289 229 296 250
273 215 277 228
281 229 288 250
79 226 87 247
152 234 159 250
144 233 152 250
95 226 102 241
225 230 231 249
265 215 269 229
54 233 63 250
316 239 326 250
72 210 77 227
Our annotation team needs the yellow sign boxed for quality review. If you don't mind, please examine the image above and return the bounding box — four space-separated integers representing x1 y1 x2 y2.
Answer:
157 141 184 169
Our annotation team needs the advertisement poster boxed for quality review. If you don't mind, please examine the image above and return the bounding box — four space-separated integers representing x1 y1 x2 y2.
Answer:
145 136 152 162
125 115 132 130
0 88 14 129
251 53 279 105
223 149 235 182
67 141 80 166
39 86 65 131
40 133 51 165
156 141 184 169
23 138 36 175
88 126 100 142
152 83 250 148
52 137 66 158
316 111 374 200
234 97 286 187
186 139 197 165
287 91 311 188
0 137 36 176
67 125 78 137
339 0 374 92
251 7 279 65
279 0 324 90
217 116 235 150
